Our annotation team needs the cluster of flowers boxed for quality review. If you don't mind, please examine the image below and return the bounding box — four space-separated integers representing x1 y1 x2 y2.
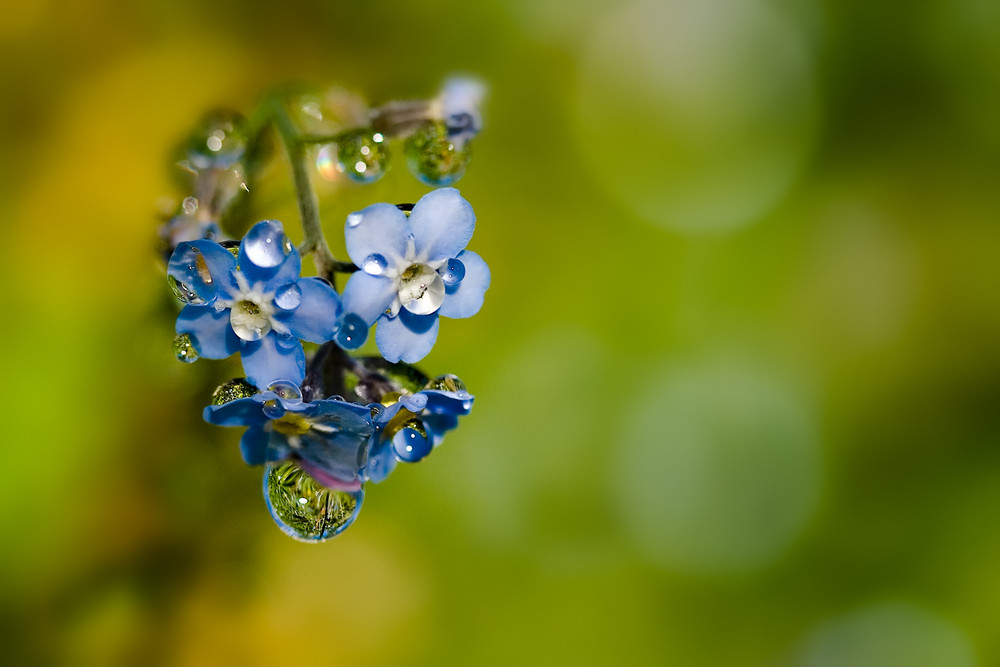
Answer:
161 80 488 541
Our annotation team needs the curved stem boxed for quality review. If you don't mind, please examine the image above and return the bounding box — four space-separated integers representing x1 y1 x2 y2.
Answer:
270 98 339 286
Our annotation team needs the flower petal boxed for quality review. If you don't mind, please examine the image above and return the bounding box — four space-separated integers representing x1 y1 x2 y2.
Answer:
341 271 397 326
168 239 239 305
375 310 440 363
409 188 475 263
240 426 270 465
293 400 374 489
203 396 268 427
237 220 302 287
240 333 305 387
365 439 398 483
176 305 241 359
438 250 490 319
424 413 460 446
273 277 342 343
344 203 410 268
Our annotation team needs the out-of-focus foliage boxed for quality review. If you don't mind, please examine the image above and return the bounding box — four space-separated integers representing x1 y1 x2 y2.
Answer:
1 0 998 665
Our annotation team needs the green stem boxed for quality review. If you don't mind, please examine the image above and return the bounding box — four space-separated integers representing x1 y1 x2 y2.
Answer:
270 98 339 285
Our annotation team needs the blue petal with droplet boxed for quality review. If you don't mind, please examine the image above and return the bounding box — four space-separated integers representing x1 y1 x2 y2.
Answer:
341 271 397 326
344 203 409 268
237 220 301 286
168 239 238 305
374 309 440 363
272 277 342 343
176 305 241 359
203 396 269 427
240 332 306 387
422 390 474 416
438 250 490 319
409 188 476 263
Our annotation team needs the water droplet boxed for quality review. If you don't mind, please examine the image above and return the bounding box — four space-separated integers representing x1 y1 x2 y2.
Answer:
332 129 388 184
265 461 364 542
398 263 446 315
243 220 292 268
362 253 388 276
274 332 299 350
181 196 199 215
424 374 468 394
392 422 432 463
262 399 285 419
230 299 271 341
336 312 368 349
267 380 302 401
274 282 302 310
167 243 218 305
405 120 471 186
173 333 200 363
346 212 364 228
439 258 465 285
187 110 247 170
211 378 258 405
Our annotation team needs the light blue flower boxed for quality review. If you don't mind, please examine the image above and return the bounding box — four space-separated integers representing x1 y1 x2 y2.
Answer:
438 78 485 149
204 381 374 492
168 220 342 387
366 382 474 483
337 188 490 363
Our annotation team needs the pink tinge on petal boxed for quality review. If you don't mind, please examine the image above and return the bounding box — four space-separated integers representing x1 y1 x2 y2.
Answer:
296 457 363 492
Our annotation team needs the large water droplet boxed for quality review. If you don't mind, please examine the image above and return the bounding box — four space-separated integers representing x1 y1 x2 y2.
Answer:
265 461 364 542
362 253 388 276
261 399 285 419
173 333 200 363
167 243 217 305
405 120 471 186
424 374 468 394
274 282 302 310
336 312 368 349
331 129 388 184
230 299 271 341
267 380 302 401
439 258 465 286
398 263 446 315
187 110 247 170
211 378 258 405
243 220 293 269
392 423 432 463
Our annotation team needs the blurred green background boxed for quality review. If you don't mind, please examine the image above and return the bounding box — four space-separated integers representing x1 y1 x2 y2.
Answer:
2 0 999 664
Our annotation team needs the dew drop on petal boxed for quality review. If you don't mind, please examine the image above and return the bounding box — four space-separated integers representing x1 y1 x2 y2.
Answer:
211 378 258 405
398 263 445 315
439 258 466 286
173 333 200 363
346 212 364 228
267 380 302 401
405 120 471 186
264 461 364 542
362 253 388 276
392 424 432 463
167 243 217 304
425 374 468 394
274 282 302 310
187 110 247 171
261 398 285 419
336 312 368 349
243 220 292 268
273 332 299 350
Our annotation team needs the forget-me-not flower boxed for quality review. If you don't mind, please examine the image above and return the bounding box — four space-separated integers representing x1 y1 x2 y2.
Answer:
205 381 374 491
168 220 342 387
337 188 490 363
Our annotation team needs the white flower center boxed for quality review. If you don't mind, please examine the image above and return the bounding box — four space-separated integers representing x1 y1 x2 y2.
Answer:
221 270 290 341
397 263 445 315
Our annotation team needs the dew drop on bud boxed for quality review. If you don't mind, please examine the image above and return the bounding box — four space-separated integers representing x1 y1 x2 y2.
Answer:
274 282 302 310
210 378 258 406
439 258 465 285
327 129 388 184
362 253 388 276
392 421 432 463
267 380 302 401
424 374 468 394
187 110 247 170
265 461 364 542
336 312 368 349
173 333 200 363
405 120 471 186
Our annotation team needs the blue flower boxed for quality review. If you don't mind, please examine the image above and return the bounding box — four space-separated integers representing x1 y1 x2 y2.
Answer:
438 78 485 149
366 381 474 483
168 220 342 387
337 188 490 363
204 381 374 491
